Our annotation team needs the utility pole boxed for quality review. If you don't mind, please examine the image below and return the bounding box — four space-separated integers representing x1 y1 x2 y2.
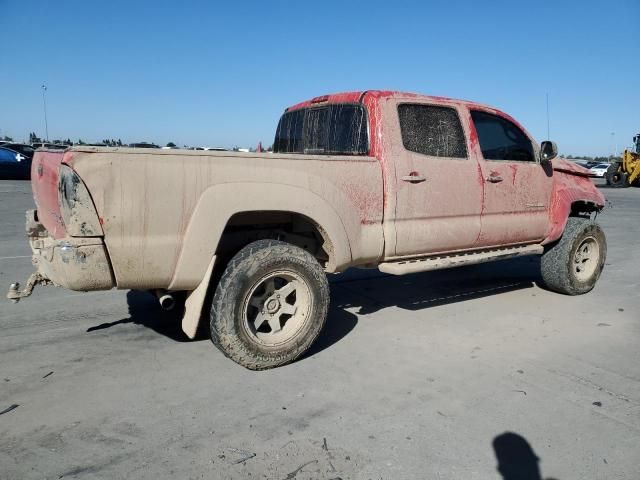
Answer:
41 84 49 141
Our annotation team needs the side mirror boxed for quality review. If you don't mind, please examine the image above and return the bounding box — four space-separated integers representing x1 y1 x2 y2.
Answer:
540 141 558 163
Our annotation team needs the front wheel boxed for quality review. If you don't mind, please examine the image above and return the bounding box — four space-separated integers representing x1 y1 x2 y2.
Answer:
210 239 329 370
605 163 629 188
540 217 606 295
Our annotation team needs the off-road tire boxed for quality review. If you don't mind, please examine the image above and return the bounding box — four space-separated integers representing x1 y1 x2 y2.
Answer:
605 163 629 188
210 239 329 370
540 217 606 295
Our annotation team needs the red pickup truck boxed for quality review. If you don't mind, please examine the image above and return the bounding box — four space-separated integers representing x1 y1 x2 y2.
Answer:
10 91 606 369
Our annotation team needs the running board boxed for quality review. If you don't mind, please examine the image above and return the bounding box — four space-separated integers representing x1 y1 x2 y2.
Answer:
378 244 544 275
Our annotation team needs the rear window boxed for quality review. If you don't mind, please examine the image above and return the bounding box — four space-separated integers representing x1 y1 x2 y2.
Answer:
274 104 368 155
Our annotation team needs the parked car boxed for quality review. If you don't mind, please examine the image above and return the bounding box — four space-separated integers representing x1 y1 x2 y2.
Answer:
588 162 610 178
3 143 36 159
9 90 606 370
46 144 71 150
0 146 32 179
31 142 69 149
187 147 227 151
128 142 160 149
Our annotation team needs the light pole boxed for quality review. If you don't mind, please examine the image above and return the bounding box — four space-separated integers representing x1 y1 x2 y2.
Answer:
41 84 49 141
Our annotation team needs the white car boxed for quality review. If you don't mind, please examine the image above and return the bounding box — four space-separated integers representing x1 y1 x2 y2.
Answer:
589 163 610 177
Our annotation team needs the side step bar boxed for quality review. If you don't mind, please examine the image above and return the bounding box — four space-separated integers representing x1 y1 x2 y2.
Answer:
378 244 544 275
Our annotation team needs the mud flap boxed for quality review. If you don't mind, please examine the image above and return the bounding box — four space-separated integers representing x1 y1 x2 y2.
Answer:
181 255 216 339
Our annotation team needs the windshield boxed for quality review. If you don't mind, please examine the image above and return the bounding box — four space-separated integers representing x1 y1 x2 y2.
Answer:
274 104 368 155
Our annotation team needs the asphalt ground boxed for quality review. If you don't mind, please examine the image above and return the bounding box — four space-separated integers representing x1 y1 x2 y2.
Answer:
0 178 638 479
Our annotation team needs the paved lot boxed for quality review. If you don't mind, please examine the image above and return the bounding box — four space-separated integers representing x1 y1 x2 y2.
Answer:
1 179 638 480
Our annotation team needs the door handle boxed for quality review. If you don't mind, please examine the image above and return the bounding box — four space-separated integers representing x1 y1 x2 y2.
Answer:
401 174 427 183
486 174 503 183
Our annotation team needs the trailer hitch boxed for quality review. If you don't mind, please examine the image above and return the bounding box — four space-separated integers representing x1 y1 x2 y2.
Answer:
6 273 52 303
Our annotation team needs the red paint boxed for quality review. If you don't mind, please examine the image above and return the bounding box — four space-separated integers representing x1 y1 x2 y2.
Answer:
310 95 329 104
508 164 518 185
551 158 592 177
31 150 67 239
543 172 605 244
285 91 605 250
467 114 479 149
285 91 539 161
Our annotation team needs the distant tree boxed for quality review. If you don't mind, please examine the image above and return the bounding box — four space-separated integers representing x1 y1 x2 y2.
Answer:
1 135 13 142
166 142 176 148
77 139 85 145
117 139 123 146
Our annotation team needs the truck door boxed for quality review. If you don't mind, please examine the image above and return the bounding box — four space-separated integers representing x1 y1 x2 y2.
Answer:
469 109 553 246
384 99 484 258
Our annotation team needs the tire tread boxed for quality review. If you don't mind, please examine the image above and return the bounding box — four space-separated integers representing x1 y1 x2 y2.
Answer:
210 239 329 370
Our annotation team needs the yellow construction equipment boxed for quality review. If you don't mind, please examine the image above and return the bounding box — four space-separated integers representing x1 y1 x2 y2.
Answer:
606 133 640 187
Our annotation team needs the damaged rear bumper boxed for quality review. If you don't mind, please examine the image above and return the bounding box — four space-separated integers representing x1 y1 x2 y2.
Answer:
7 210 115 302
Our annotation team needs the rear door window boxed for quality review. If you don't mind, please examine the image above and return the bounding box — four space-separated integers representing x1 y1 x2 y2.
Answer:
397 104 467 158
471 111 535 162
274 104 368 155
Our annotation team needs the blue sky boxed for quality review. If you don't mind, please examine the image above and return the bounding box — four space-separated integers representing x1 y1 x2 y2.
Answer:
1 0 638 155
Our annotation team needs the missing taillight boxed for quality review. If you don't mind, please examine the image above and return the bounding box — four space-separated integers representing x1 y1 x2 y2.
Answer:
57 165 103 237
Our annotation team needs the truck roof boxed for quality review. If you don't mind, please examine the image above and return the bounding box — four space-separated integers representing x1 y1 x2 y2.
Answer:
284 90 528 139
285 90 496 112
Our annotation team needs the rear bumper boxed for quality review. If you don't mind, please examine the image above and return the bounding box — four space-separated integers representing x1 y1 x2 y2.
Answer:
27 209 115 291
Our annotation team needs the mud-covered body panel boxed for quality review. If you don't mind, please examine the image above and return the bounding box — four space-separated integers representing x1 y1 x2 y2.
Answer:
23 91 606 297
543 165 606 245
24 209 115 291
30 150 67 239
67 148 384 289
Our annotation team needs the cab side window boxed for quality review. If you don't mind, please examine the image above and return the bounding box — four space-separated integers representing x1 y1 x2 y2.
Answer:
398 104 467 158
471 111 535 162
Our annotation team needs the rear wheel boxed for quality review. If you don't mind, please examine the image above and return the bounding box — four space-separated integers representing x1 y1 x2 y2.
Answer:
210 239 329 370
605 163 629 188
540 217 606 295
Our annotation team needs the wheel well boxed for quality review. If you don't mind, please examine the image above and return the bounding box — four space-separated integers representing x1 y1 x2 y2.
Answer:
215 211 333 269
570 200 601 217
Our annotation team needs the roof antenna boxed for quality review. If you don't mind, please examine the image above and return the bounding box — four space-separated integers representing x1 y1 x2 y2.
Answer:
545 92 550 140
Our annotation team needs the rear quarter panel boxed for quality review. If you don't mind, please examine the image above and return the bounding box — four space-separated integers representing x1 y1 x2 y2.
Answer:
69 149 384 289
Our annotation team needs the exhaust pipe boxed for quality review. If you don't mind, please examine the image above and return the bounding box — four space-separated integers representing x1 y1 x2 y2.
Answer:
155 289 175 311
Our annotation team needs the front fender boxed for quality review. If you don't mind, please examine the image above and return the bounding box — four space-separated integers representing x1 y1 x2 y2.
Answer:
543 173 605 245
168 182 354 290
